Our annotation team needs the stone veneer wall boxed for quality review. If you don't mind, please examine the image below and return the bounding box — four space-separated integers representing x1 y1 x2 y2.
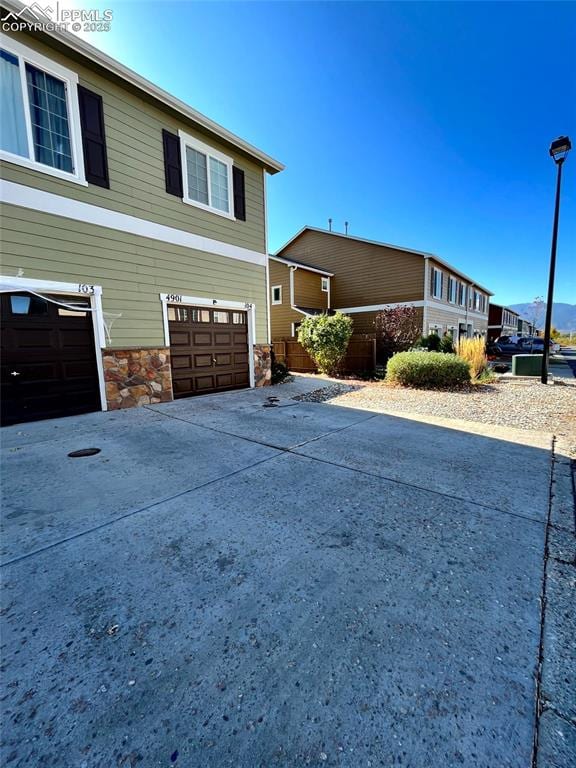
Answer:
253 344 272 387
103 348 173 409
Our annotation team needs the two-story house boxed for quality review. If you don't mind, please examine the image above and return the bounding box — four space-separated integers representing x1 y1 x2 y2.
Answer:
488 303 521 341
0 7 283 425
273 227 492 341
268 255 333 339
517 317 536 336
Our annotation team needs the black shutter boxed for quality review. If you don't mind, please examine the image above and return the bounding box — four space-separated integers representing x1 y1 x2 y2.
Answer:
162 129 183 197
233 166 246 221
77 85 109 188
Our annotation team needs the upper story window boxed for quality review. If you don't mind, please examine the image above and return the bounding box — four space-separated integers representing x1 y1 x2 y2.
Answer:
458 282 467 307
473 291 486 313
470 290 487 313
448 276 457 304
0 38 85 184
179 130 233 218
271 285 282 305
430 266 443 299
503 309 514 325
321 277 329 292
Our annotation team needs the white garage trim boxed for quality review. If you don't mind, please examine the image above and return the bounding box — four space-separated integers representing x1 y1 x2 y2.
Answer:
159 293 257 388
0 274 107 412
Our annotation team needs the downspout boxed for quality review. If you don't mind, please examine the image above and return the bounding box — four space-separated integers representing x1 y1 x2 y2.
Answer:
262 170 271 345
289 265 297 309
422 259 429 334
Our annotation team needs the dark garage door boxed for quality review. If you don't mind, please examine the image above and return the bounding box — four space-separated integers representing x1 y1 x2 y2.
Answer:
1 292 101 426
168 305 249 397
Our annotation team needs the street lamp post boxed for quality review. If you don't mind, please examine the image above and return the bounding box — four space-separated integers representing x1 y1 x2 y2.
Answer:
541 136 571 384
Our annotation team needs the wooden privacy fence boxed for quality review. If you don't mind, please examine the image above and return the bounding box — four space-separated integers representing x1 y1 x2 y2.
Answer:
273 337 376 374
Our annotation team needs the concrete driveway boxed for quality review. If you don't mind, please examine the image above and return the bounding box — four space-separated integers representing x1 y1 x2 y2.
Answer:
0 380 556 767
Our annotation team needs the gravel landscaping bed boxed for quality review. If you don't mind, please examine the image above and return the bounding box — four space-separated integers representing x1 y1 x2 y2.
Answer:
294 378 576 454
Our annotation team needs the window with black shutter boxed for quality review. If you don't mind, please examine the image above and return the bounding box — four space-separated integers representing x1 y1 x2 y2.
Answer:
233 166 246 221
162 129 183 197
77 85 109 188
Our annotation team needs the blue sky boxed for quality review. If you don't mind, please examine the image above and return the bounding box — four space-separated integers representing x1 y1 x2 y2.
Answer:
59 1 575 304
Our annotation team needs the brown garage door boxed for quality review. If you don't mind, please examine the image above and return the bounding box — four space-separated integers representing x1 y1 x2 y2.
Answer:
168 305 249 397
1 292 101 426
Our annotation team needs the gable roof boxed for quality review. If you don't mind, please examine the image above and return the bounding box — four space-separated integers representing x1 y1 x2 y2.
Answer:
269 254 334 277
276 226 493 295
1 0 283 174
490 302 520 316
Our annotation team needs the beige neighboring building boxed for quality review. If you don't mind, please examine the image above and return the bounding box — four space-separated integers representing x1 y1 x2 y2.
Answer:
269 255 333 339
0 5 283 425
274 227 492 341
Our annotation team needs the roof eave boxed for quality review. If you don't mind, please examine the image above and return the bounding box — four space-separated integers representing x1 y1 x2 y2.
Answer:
269 254 334 277
423 256 493 296
1 0 284 174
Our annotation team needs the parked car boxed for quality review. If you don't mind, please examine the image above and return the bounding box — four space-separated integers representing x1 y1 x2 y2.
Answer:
519 337 560 354
494 336 525 354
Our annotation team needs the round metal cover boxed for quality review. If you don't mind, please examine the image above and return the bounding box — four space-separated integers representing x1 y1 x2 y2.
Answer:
68 448 101 458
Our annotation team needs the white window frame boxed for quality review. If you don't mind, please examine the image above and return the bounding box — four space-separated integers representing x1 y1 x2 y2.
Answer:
271 285 282 305
428 323 443 335
458 282 467 307
291 321 301 338
0 35 86 185
448 276 457 304
321 277 329 292
431 267 443 299
447 324 458 340
178 130 234 219
474 291 485 313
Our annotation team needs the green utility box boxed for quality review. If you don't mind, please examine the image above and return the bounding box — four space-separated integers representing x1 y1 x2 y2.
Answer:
512 354 543 376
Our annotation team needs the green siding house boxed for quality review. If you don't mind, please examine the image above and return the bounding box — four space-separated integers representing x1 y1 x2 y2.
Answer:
0 5 283 425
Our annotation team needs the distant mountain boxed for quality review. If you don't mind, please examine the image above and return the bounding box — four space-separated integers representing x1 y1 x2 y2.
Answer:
508 302 576 331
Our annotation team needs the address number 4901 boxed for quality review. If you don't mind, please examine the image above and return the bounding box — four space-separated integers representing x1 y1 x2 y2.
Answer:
166 294 182 302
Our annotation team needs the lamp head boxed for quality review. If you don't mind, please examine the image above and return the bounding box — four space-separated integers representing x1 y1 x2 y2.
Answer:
549 135 571 164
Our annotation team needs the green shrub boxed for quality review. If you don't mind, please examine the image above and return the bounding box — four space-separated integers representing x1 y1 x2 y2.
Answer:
417 334 442 351
298 312 353 375
271 360 289 384
439 335 455 354
415 335 429 350
426 333 441 351
386 351 471 388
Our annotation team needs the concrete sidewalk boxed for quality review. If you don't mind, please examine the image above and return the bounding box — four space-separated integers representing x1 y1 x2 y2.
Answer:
1 381 573 767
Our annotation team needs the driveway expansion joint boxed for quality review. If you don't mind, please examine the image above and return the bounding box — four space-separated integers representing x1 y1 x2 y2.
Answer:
532 437 576 766
148 402 547 527
0 451 285 568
